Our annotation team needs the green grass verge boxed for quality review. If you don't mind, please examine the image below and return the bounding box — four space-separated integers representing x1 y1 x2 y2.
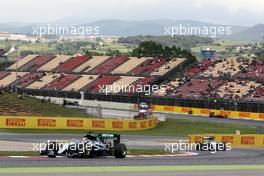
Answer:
0 148 171 156
0 119 257 136
0 93 88 117
0 165 264 173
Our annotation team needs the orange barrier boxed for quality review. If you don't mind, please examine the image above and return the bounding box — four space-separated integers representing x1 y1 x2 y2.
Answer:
189 134 264 147
150 105 264 121
0 116 158 131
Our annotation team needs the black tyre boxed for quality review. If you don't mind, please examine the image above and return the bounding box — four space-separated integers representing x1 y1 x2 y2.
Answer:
46 142 58 158
220 143 226 151
47 150 57 158
84 146 96 158
196 143 202 151
114 143 127 158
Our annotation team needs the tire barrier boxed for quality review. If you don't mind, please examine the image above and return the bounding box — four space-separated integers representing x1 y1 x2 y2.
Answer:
0 116 158 131
150 105 264 121
189 134 264 147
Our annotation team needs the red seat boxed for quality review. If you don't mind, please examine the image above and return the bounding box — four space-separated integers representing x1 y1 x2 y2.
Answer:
173 79 222 98
19 55 55 71
128 77 155 93
53 56 89 73
82 76 120 92
90 56 129 74
12 72 45 88
0 71 10 80
43 74 80 90
130 58 167 75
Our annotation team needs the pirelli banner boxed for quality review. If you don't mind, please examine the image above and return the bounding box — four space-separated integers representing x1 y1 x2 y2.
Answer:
189 134 264 147
150 105 264 121
0 116 158 131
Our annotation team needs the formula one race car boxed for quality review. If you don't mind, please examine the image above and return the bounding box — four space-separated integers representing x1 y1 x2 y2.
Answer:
40 133 127 158
209 112 228 118
196 136 227 151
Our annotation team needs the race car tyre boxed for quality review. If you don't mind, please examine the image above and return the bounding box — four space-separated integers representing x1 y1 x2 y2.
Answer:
223 143 227 151
195 143 203 151
218 143 227 151
47 150 57 158
84 147 96 158
114 143 127 158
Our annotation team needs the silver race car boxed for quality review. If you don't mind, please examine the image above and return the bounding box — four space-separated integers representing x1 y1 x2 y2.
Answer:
196 136 227 151
40 133 127 158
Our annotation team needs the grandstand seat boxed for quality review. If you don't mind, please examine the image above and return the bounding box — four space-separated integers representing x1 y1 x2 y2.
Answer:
235 61 264 81
53 56 89 73
184 59 214 77
0 71 10 80
10 72 45 88
245 86 264 102
37 55 72 72
216 80 260 100
82 75 120 92
43 74 80 90
130 58 167 75
201 58 251 78
74 56 110 73
18 55 55 71
111 57 148 74
173 79 223 98
7 54 38 70
0 72 27 87
63 75 99 91
89 56 129 74
26 73 61 89
153 78 182 96
127 77 155 93
106 76 141 93
151 58 185 76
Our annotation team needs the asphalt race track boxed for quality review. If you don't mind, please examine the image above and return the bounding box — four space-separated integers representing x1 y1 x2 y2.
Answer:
0 115 264 176
0 131 264 167
0 147 263 168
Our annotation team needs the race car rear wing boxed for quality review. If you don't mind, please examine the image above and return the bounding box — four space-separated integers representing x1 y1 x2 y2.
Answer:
98 133 121 144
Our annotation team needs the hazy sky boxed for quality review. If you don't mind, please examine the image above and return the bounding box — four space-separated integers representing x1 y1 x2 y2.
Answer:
1 0 264 26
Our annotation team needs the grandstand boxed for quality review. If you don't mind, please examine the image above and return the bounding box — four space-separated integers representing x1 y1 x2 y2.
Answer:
37 55 72 72
235 60 264 81
63 75 99 91
0 54 186 94
200 58 251 78
172 78 223 99
151 58 185 76
1 54 264 113
215 80 260 100
245 86 264 102
184 59 213 77
111 57 148 74
7 54 38 70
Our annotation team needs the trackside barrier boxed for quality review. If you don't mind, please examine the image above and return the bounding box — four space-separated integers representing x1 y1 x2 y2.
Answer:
0 116 158 131
150 105 264 121
188 134 264 147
